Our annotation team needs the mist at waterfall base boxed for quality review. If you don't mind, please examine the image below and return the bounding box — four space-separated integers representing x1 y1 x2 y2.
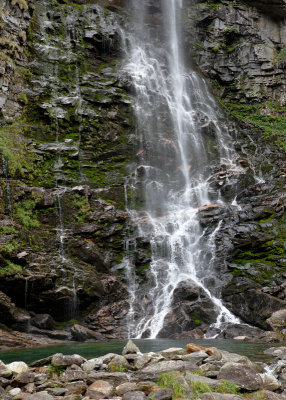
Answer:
119 0 247 339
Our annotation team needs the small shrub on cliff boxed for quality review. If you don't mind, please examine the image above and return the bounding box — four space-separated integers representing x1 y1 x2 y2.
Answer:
274 47 286 64
157 371 187 399
0 226 16 235
0 241 20 255
72 194 92 223
15 200 40 229
18 92 28 105
0 261 22 275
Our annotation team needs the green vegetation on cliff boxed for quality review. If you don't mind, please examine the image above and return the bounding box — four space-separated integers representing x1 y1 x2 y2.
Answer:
0 125 43 180
219 101 286 150
0 0 132 328
0 261 22 276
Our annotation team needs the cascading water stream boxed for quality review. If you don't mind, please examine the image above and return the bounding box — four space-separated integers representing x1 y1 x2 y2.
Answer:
121 0 243 338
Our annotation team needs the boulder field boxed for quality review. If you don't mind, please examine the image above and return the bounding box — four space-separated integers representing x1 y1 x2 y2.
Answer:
0 340 285 400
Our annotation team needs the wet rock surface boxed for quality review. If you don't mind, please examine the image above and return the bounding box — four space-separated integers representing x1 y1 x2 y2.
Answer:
0 0 132 343
185 0 286 102
0 0 286 344
180 1 286 341
0 342 285 400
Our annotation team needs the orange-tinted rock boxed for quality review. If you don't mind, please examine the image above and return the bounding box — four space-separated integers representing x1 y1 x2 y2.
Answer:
186 343 215 357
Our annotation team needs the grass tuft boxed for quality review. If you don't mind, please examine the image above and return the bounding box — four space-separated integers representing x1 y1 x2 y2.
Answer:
215 380 240 394
157 371 187 399
190 381 212 398
108 363 127 372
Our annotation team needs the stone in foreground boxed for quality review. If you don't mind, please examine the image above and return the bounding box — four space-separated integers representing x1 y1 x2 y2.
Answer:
199 394 244 400
25 392 54 400
160 347 185 359
6 361 29 374
122 339 141 355
86 379 114 399
116 382 137 395
148 388 174 399
123 391 147 400
217 362 263 390
186 343 215 357
140 360 197 379
52 353 86 367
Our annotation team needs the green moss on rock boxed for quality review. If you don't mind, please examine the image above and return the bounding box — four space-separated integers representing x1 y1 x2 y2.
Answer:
219 100 286 150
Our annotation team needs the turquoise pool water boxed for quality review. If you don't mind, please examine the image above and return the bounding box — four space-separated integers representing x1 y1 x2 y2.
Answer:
0 339 279 364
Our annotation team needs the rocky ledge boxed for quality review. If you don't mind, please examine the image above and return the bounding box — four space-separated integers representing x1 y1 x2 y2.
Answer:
0 340 285 400
244 0 286 17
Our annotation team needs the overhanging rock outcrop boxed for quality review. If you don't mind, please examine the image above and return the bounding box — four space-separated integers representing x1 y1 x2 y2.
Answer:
244 0 286 17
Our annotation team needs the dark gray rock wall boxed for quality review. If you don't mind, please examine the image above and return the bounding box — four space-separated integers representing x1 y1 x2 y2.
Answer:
179 0 286 338
244 0 286 17
0 0 285 343
0 0 133 341
184 0 286 103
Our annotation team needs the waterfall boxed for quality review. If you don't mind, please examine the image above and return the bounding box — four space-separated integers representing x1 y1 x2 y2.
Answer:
122 0 242 338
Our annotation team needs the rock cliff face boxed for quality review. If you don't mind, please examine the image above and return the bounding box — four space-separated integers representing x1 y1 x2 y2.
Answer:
185 0 286 103
177 0 286 338
0 0 285 345
0 0 133 342
244 0 286 17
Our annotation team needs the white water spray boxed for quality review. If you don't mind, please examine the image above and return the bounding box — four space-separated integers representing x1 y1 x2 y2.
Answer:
122 0 242 338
